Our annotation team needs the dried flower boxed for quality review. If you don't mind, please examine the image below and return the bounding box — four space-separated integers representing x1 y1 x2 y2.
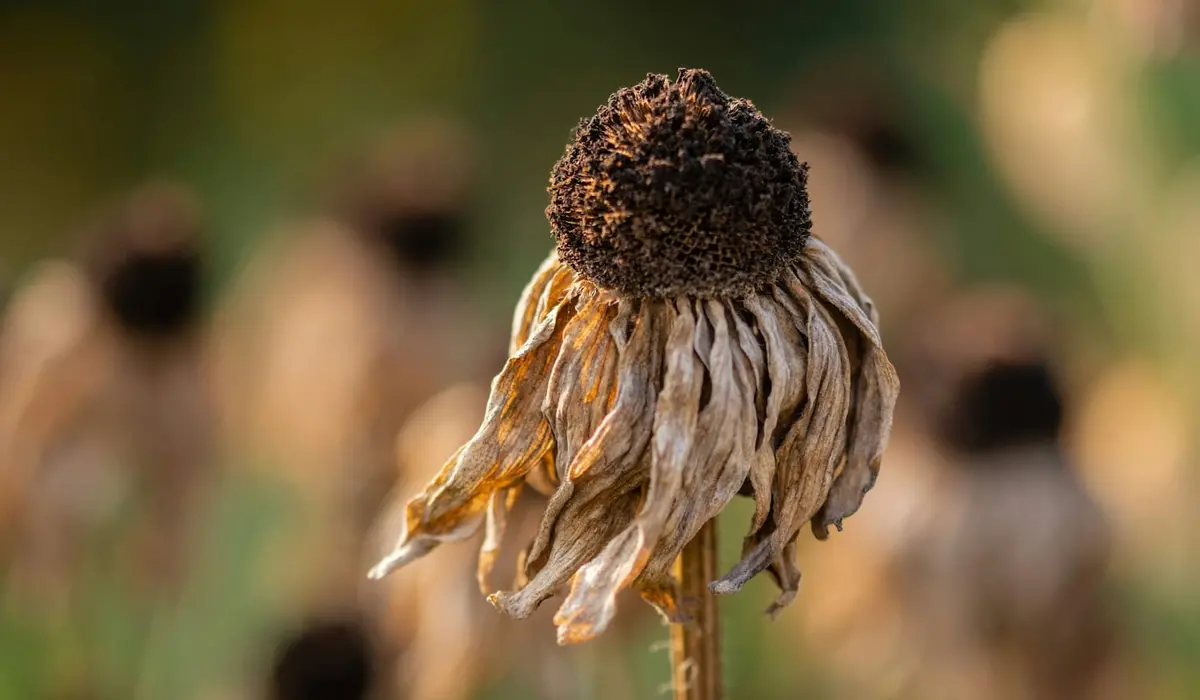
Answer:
370 69 900 644
896 358 1115 700
0 183 213 598
332 120 475 276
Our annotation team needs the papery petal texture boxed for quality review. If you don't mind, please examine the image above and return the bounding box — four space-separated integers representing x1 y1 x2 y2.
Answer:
372 241 899 643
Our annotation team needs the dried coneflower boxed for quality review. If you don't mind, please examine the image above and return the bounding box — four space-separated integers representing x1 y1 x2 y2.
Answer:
896 358 1116 700
333 120 474 278
0 183 212 599
370 68 899 695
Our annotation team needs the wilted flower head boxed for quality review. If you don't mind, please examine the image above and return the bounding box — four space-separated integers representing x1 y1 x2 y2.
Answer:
332 119 475 276
371 68 900 644
939 359 1064 456
898 357 1116 700
0 183 213 600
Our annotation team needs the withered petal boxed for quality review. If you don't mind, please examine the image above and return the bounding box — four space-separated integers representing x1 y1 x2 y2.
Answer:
543 289 620 480
740 294 808 535
527 300 660 568
370 291 573 579
637 301 757 596
550 299 699 642
490 487 640 625
510 252 564 352
798 241 900 536
489 298 665 625
477 484 522 594
769 282 851 550
714 278 851 598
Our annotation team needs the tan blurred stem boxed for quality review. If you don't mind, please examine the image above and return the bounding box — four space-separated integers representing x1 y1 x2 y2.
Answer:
670 518 722 700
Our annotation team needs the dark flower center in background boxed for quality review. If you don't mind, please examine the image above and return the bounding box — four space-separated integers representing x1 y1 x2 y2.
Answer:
101 248 202 337
85 185 206 338
853 117 921 174
373 210 466 273
942 360 1064 456
270 619 374 700
547 68 812 298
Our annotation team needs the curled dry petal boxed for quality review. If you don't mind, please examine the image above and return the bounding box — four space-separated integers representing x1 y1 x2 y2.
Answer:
636 302 757 606
369 291 572 579
490 297 662 621
797 239 899 535
712 281 851 606
372 243 899 641
511 252 566 352
477 485 521 594
551 299 700 641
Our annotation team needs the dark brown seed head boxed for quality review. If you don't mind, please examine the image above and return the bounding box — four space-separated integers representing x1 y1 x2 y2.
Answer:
332 120 474 274
547 68 811 298
269 618 374 700
84 184 204 338
941 359 1064 456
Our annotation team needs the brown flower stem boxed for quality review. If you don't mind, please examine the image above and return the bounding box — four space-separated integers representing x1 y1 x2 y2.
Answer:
670 518 722 700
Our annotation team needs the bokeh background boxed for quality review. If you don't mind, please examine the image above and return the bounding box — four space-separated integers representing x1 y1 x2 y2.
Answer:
1 0 1198 698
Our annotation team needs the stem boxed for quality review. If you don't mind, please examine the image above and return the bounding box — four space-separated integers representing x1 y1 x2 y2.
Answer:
670 518 722 700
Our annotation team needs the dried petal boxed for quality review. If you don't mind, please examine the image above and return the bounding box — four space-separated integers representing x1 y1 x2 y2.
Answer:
549 299 699 642
489 301 664 620
477 485 521 594
637 301 757 598
798 240 900 536
714 276 851 607
370 294 573 579
740 294 808 535
490 487 640 623
510 252 565 351
526 300 659 567
543 288 619 480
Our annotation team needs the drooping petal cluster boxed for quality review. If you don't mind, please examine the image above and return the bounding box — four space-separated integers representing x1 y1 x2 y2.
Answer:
371 237 898 644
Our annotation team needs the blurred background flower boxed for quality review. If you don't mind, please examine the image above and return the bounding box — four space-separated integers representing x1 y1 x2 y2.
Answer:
1 0 1198 698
